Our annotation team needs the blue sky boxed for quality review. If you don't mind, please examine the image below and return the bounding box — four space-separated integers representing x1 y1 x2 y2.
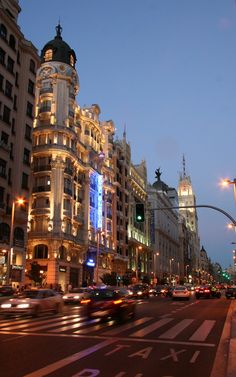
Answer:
19 0 236 268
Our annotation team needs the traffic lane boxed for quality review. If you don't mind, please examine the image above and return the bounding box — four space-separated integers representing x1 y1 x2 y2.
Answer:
26 337 216 377
0 332 116 377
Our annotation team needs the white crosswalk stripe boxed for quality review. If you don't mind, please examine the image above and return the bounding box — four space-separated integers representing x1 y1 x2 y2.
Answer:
0 315 217 343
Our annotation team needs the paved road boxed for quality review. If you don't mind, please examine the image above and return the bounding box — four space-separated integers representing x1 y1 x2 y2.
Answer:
0 294 232 377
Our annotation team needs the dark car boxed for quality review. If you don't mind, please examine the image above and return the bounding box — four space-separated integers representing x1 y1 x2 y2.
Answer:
225 286 236 299
81 287 136 323
195 285 221 299
0 286 15 297
130 284 150 299
156 285 168 296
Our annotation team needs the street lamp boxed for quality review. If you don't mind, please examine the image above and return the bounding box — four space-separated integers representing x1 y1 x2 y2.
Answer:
185 264 189 281
6 197 25 285
220 178 236 205
169 258 174 276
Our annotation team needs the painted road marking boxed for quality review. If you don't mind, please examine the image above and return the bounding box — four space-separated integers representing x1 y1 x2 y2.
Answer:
102 317 153 336
130 318 173 337
159 319 194 339
189 320 216 342
22 338 117 377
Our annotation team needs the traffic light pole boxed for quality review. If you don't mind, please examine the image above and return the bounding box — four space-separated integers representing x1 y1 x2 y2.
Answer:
151 204 236 227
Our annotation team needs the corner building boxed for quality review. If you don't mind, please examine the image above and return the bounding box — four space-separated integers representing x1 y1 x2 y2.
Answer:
26 26 116 290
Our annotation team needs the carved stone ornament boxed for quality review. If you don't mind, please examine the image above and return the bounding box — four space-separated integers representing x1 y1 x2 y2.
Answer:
39 66 53 79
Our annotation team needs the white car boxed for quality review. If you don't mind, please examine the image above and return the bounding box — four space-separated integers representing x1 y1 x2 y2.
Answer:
63 287 92 304
172 285 191 300
0 289 63 317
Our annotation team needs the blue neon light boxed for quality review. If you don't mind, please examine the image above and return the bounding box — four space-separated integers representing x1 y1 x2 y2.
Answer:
90 172 103 229
86 258 95 267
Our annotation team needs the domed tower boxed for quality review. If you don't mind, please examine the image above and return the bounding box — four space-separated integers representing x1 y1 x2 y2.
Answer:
27 25 86 290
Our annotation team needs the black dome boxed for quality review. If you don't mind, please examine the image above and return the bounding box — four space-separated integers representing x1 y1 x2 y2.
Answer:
41 24 77 67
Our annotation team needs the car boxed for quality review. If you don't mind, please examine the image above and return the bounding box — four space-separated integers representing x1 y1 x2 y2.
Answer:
149 286 158 296
172 285 191 300
0 288 63 317
0 286 16 297
225 286 236 299
129 284 150 299
195 285 221 299
156 285 168 296
81 287 136 323
62 287 92 304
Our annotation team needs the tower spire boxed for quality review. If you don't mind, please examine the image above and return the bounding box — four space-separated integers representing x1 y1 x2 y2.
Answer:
182 154 186 178
55 21 62 39
123 123 126 140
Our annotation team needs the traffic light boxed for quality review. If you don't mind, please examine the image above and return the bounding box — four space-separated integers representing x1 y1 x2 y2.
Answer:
135 203 145 223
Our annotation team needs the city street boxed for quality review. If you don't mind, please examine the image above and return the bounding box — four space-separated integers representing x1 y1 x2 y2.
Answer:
0 294 232 377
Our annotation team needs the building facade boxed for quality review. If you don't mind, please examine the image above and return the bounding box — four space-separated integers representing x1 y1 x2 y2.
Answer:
0 0 39 285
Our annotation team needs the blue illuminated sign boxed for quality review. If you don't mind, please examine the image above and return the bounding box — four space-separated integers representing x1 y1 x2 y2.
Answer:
90 172 103 230
86 258 95 267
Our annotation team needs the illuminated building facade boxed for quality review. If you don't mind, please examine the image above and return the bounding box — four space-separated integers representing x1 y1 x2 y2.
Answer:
0 0 39 285
128 160 151 282
178 156 200 281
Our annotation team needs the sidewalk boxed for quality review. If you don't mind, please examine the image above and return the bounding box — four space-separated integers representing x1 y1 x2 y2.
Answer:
226 299 236 377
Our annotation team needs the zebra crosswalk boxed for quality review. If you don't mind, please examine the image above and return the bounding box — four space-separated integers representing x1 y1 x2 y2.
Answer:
0 314 217 344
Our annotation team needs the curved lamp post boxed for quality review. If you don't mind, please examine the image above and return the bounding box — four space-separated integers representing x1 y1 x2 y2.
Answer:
6 198 25 285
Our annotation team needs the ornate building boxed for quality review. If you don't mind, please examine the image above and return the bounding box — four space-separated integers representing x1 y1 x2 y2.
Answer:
178 156 200 282
26 26 116 290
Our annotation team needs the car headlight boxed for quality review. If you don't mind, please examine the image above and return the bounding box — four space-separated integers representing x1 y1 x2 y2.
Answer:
17 304 30 309
137 291 142 295
1 303 11 308
74 296 80 299
62 296 67 299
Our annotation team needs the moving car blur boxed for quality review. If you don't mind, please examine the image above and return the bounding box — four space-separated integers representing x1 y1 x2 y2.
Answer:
225 286 236 299
0 288 63 317
172 285 191 300
129 284 150 299
81 287 136 322
195 285 221 299
62 287 92 304
0 286 16 297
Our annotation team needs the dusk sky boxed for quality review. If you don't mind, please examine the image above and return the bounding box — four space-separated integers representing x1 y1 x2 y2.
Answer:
19 0 236 268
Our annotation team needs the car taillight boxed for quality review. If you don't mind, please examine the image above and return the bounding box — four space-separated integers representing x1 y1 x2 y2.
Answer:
196 289 199 292
81 299 91 304
204 289 210 293
113 299 122 305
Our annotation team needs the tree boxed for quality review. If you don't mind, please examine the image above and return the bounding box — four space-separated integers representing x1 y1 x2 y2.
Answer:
26 261 43 285
100 272 117 286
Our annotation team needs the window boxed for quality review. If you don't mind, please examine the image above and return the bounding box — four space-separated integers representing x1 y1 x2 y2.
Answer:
13 95 17 110
0 48 5 65
23 148 30 165
26 101 33 118
0 74 3 91
15 72 18 86
10 143 13 159
34 244 48 259
7 56 14 74
0 24 7 40
28 79 34 95
17 51 20 64
1 131 9 145
44 49 53 61
9 35 16 50
5 80 12 98
8 167 12 185
11 118 15 134
70 54 75 67
25 124 32 141
22 172 29 190
29 59 35 74
0 159 7 178
40 100 51 113
0 186 4 203
2 105 11 124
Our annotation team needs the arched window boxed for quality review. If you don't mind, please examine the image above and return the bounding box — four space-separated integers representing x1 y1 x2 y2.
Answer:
59 245 67 260
34 244 48 259
9 35 16 50
14 227 24 246
44 49 53 62
0 24 7 40
0 222 10 242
